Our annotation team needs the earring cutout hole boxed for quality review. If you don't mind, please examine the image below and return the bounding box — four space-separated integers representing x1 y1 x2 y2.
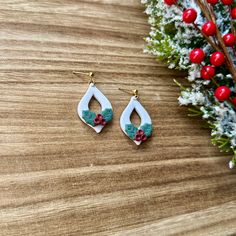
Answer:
88 96 101 113
130 109 141 128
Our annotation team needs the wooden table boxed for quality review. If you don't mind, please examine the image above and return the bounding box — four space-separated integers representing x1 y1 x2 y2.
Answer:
0 0 236 235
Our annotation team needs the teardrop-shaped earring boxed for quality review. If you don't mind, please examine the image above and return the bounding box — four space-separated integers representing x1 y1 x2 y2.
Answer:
74 71 113 133
119 88 152 145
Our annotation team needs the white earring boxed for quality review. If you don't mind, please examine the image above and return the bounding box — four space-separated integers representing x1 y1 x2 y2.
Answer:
75 72 113 133
119 89 152 145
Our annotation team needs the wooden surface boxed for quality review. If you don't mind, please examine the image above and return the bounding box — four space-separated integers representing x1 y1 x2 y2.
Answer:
0 0 236 235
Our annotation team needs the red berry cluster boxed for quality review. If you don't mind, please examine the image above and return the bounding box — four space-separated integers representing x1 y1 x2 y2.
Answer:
164 0 236 103
134 130 147 142
94 114 106 126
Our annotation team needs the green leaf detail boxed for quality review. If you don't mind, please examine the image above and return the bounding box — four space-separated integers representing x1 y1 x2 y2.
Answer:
82 110 96 127
140 123 152 137
125 124 138 140
101 108 113 122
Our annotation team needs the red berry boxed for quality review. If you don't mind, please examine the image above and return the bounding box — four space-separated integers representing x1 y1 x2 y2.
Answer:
141 134 147 142
231 7 236 19
94 118 100 125
214 86 231 101
135 134 142 142
97 114 103 121
164 0 177 5
232 97 236 106
210 52 225 66
201 66 216 80
221 0 233 4
101 119 106 126
189 48 205 64
223 33 236 46
183 9 197 23
137 130 144 136
207 0 219 4
202 21 217 36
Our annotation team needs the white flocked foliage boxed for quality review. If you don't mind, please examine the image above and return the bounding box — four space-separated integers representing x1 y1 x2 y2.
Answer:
142 0 236 166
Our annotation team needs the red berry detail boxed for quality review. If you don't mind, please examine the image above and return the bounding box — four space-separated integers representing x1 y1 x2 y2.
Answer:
201 66 216 80
101 119 106 126
232 97 236 106
231 7 236 19
202 21 216 36
221 0 233 4
164 0 177 5
189 48 205 64
223 33 236 47
97 114 103 121
210 52 225 66
94 114 106 126
135 134 142 142
135 130 147 142
207 0 219 4
137 130 144 136
183 9 197 23
141 134 147 142
94 118 100 125
214 86 231 101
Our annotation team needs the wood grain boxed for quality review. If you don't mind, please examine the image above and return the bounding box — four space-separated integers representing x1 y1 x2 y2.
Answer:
0 0 236 235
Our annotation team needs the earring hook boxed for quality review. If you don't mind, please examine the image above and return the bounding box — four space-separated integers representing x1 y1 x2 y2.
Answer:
73 71 95 84
119 88 139 99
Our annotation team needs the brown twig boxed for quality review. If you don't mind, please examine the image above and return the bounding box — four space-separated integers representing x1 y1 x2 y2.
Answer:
207 1 236 82
177 1 221 52
177 1 236 83
195 0 236 84
175 1 235 104
195 0 212 21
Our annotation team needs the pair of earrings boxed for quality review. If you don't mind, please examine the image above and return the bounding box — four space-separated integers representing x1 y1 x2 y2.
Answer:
75 71 153 145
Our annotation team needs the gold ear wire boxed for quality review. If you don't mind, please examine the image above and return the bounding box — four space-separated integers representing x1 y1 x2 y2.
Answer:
73 71 95 84
119 88 139 99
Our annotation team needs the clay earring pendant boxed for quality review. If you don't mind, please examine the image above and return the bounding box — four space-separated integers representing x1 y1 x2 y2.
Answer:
75 72 113 133
119 89 152 145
